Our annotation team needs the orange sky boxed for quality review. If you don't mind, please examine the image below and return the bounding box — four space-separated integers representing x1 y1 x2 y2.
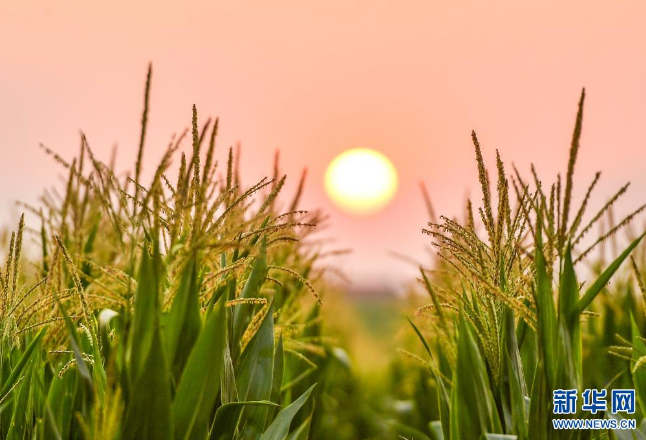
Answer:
2 1 646 291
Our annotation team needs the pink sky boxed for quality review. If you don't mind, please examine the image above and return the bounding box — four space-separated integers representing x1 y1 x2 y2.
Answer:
2 1 646 291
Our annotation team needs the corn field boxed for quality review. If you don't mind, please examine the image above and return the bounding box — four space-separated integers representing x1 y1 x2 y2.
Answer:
2 69 646 440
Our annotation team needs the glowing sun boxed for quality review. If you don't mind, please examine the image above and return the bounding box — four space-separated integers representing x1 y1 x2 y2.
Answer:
324 148 398 215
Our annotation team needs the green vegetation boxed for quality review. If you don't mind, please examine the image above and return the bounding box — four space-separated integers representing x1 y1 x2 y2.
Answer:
0 66 357 440
397 90 646 439
2 68 646 440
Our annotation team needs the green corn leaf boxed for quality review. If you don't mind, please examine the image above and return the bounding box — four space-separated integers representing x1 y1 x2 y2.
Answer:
450 316 502 439
533 222 558 387
527 358 551 440
165 254 202 380
6 357 34 439
210 401 278 440
558 245 579 323
271 335 285 403
57 299 94 397
43 397 63 440
407 317 450 440
499 308 528 440
232 238 268 359
280 368 316 394
528 220 559 439
578 232 646 313
91 329 107 405
266 334 285 428
236 305 275 439
45 368 77 440
259 384 316 440
0 328 45 400
557 244 581 388
172 290 228 440
429 420 444 440
285 412 312 440
127 248 161 383
122 239 173 440
506 354 528 440
123 315 173 440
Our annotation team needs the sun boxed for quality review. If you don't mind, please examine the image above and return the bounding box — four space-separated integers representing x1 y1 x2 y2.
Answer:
324 148 398 215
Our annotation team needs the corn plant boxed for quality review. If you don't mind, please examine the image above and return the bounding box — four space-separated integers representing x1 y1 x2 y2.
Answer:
0 65 340 440
408 90 646 439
